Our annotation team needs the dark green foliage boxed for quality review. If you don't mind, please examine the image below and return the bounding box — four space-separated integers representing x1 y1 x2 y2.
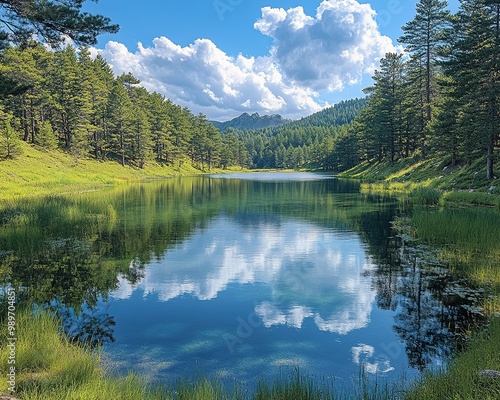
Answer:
1 1 498 177
0 44 244 169
347 0 499 180
235 98 367 169
0 0 119 48
360 53 407 166
399 0 450 126
35 120 58 149
438 0 500 180
0 114 21 158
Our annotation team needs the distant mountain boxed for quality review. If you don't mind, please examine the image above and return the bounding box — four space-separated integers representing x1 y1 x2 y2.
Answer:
231 98 369 169
211 112 290 131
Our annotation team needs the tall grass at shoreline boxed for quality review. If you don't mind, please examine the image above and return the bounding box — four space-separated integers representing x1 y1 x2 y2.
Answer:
391 205 500 399
408 186 441 205
405 316 500 400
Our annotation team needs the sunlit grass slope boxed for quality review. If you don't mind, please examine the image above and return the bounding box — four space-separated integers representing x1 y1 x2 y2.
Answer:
339 156 500 207
0 142 240 200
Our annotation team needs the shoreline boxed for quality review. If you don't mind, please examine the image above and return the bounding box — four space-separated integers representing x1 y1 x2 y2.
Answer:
338 157 500 208
0 142 248 201
1 148 499 399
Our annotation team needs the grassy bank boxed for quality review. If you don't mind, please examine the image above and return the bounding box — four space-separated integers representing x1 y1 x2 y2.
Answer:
393 206 500 399
339 156 500 207
405 316 500 400
0 142 242 200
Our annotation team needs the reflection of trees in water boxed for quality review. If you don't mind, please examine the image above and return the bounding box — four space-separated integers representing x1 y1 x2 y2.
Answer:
3 238 116 309
365 216 486 371
0 177 487 358
55 302 116 347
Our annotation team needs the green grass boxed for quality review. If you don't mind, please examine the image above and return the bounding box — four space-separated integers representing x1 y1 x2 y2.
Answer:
409 186 441 205
0 142 244 200
0 308 221 400
405 316 500 400
390 204 500 399
408 208 500 316
340 156 500 207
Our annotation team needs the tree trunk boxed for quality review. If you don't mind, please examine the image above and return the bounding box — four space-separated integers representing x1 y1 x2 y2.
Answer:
120 132 125 167
486 136 494 180
22 100 29 142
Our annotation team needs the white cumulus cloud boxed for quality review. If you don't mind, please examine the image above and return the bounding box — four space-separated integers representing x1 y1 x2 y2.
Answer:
255 0 395 91
98 38 320 120
95 1 395 120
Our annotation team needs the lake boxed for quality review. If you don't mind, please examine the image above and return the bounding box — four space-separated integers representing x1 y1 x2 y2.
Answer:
0 172 488 394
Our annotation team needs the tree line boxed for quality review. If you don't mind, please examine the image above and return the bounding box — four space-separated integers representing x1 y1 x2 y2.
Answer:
233 98 367 169
1 0 497 178
0 44 248 169
329 0 499 179
235 0 499 178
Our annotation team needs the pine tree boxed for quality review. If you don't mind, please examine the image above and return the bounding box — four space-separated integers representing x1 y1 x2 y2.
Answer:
399 0 450 148
441 0 500 179
360 53 407 165
78 48 113 160
0 0 119 48
35 120 58 149
190 113 209 167
169 105 192 166
1 43 54 143
403 56 428 155
107 80 133 166
205 123 222 169
148 92 172 163
0 114 22 158
51 46 92 159
130 106 153 168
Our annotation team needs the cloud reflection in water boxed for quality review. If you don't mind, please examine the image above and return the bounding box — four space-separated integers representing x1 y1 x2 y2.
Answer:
112 215 377 335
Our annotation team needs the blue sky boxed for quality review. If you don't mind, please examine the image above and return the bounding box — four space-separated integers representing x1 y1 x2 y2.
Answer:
86 0 459 121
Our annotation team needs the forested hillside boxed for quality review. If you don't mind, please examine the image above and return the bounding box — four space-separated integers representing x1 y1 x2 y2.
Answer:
337 0 500 180
0 0 498 183
232 98 367 169
0 44 248 170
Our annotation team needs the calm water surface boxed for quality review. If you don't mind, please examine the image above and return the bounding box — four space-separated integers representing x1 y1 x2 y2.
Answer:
96 173 434 388
1 172 483 393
